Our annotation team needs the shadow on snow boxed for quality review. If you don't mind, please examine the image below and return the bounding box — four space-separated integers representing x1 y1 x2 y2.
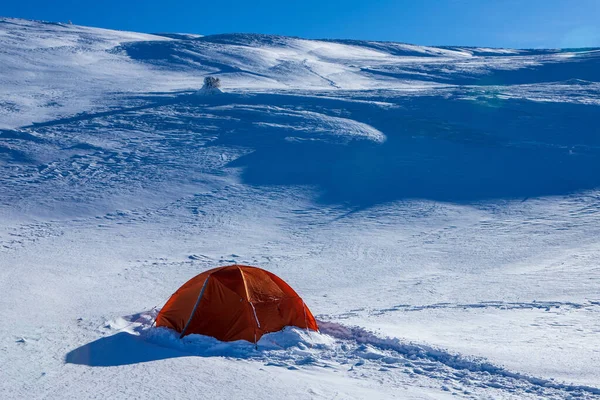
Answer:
65 332 188 367
219 94 600 207
12 89 600 209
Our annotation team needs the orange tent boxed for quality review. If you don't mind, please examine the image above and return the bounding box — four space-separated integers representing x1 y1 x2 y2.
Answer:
156 265 318 343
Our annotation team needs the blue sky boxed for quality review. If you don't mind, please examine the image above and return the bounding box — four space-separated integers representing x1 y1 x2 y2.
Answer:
3 0 600 48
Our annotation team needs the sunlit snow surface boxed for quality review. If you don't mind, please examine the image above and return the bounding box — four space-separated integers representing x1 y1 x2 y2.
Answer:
1 17 600 399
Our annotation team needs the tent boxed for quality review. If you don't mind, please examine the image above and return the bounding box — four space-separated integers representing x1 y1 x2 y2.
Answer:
155 265 318 343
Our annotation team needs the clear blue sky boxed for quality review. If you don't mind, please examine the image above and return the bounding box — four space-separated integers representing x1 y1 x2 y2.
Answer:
3 0 600 48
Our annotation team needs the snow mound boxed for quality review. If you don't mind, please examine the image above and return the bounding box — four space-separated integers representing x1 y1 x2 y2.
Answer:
145 325 335 360
195 87 223 96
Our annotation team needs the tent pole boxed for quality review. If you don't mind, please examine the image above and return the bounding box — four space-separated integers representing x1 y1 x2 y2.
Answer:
249 302 261 349
179 276 210 339
302 300 309 331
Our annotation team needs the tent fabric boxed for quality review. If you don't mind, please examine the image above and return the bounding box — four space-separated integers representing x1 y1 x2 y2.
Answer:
155 265 319 342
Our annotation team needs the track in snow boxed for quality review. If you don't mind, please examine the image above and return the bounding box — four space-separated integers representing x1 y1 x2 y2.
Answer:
65 311 600 399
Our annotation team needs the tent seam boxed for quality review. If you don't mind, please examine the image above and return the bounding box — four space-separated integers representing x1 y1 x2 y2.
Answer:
238 266 251 302
238 266 262 342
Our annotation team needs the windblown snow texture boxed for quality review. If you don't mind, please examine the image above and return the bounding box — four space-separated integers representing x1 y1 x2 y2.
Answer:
1 17 600 399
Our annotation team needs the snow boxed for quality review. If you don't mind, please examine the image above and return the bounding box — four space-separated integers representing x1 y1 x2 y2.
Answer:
1 17 600 399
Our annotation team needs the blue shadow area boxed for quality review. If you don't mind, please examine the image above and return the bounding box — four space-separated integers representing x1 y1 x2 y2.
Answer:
219 94 600 206
14 88 599 209
65 332 187 367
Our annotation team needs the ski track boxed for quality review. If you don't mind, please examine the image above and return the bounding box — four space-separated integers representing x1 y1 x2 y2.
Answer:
323 300 600 320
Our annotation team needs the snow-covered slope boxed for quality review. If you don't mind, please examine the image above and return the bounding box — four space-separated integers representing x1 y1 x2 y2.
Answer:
2 17 599 130
1 18 600 399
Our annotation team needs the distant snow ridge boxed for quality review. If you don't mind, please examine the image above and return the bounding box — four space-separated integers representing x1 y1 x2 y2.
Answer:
1 17 600 129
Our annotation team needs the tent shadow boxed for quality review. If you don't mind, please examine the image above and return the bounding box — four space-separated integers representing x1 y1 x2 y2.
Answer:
65 332 189 367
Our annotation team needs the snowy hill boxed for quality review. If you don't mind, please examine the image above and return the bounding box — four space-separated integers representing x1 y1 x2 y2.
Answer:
2 17 599 129
1 17 600 399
